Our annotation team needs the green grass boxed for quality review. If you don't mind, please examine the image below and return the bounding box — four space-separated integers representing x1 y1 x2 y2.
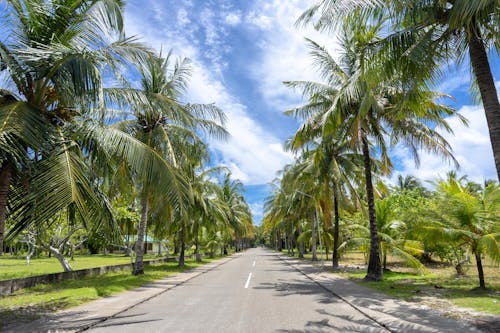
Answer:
0 253 160 280
342 269 500 315
0 257 222 330
278 249 500 315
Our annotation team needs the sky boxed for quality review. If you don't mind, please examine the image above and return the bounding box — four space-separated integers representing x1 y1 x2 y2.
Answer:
123 0 500 225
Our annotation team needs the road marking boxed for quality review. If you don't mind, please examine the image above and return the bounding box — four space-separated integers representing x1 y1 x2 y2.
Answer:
252 260 256 267
244 272 252 289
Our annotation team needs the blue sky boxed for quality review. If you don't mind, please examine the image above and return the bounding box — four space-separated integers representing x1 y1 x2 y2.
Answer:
123 0 499 225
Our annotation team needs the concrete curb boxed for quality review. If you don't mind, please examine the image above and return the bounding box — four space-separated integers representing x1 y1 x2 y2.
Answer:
276 254 394 333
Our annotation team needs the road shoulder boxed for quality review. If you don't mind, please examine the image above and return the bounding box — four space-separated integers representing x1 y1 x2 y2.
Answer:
276 253 486 333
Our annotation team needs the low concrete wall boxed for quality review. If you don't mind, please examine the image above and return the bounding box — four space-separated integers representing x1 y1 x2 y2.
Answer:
0 257 175 297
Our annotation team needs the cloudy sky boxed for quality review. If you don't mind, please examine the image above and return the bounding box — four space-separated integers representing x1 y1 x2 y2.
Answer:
123 0 499 224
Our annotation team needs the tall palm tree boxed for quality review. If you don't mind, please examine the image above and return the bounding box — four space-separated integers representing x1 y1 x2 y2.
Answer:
0 0 164 253
113 52 228 274
284 131 365 267
299 0 500 180
218 173 253 253
284 20 459 280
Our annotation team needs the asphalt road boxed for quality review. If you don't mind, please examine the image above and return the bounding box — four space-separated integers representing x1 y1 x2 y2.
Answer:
87 247 386 333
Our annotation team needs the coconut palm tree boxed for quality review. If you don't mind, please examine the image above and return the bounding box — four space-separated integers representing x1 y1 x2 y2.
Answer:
284 19 459 280
299 0 500 181
112 52 228 274
285 120 365 267
427 177 500 289
394 174 425 193
0 0 168 253
218 173 253 254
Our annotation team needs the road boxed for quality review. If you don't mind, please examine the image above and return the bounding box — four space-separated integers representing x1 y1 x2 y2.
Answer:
87 247 386 333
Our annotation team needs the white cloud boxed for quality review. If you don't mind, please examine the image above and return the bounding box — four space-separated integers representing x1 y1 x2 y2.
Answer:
249 202 264 220
186 65 293 185
247 12 273 30
225 12 241 26
177 8 191 26
392 105 496 185
247 0 336 111
124 1 292 185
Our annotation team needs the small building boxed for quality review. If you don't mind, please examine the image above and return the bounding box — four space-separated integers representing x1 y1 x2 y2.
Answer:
123 235 168 255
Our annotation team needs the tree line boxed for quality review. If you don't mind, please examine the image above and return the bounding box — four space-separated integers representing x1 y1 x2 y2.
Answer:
0 0 254 274
262 0 500 288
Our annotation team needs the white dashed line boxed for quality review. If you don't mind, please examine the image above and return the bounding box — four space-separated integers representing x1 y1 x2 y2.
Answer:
244 272 252 289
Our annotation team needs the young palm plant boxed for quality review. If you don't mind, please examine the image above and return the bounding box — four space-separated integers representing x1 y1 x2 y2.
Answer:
426 177 500 289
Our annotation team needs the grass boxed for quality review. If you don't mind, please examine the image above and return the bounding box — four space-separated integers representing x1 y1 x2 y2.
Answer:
0 256 222 330
0 253 161 280
343 269 500 315
279 249 500 315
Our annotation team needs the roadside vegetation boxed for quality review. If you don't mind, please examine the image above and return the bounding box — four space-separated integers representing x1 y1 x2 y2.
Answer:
0 0 499 326
0 254 159 280
262 0 499 294
0 257 223 331
276 249 499 315
0 0 255 279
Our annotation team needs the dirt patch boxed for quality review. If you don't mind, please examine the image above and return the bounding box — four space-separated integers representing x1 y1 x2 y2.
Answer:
414 296 500 333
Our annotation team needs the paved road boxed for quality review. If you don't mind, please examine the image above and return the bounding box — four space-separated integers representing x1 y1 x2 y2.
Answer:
87 248 386 333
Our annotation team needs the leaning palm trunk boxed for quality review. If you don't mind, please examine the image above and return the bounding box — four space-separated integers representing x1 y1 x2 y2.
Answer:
134 192 149 275
0 163 12 255
469 28 500 181
361 134 383 281
332 195 340 269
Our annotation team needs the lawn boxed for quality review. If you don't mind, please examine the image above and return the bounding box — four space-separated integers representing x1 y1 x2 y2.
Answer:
280 249 500 315
0 253 161 280
0 256 222 330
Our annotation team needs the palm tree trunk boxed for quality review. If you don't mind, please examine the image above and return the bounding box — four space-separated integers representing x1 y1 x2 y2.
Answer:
469 29 500 181
179 221 186 267
361 134 383 281
332 195 340 269
311 213 318 261
298 224 304 259
194 221 201 262
0 162 13 256
133 192 148 275
475 252 486 289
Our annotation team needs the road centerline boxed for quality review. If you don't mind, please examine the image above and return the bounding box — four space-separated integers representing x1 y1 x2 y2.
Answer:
244 272 252 289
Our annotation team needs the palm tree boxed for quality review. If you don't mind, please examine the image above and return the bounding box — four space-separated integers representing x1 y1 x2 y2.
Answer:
299 0 500 181
113 52 228 273
0 0 163 253
394 174 425 193
285 118 365 267
284 20 459 280
218 173 253 254
375 199 426 272
427 177 500 289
